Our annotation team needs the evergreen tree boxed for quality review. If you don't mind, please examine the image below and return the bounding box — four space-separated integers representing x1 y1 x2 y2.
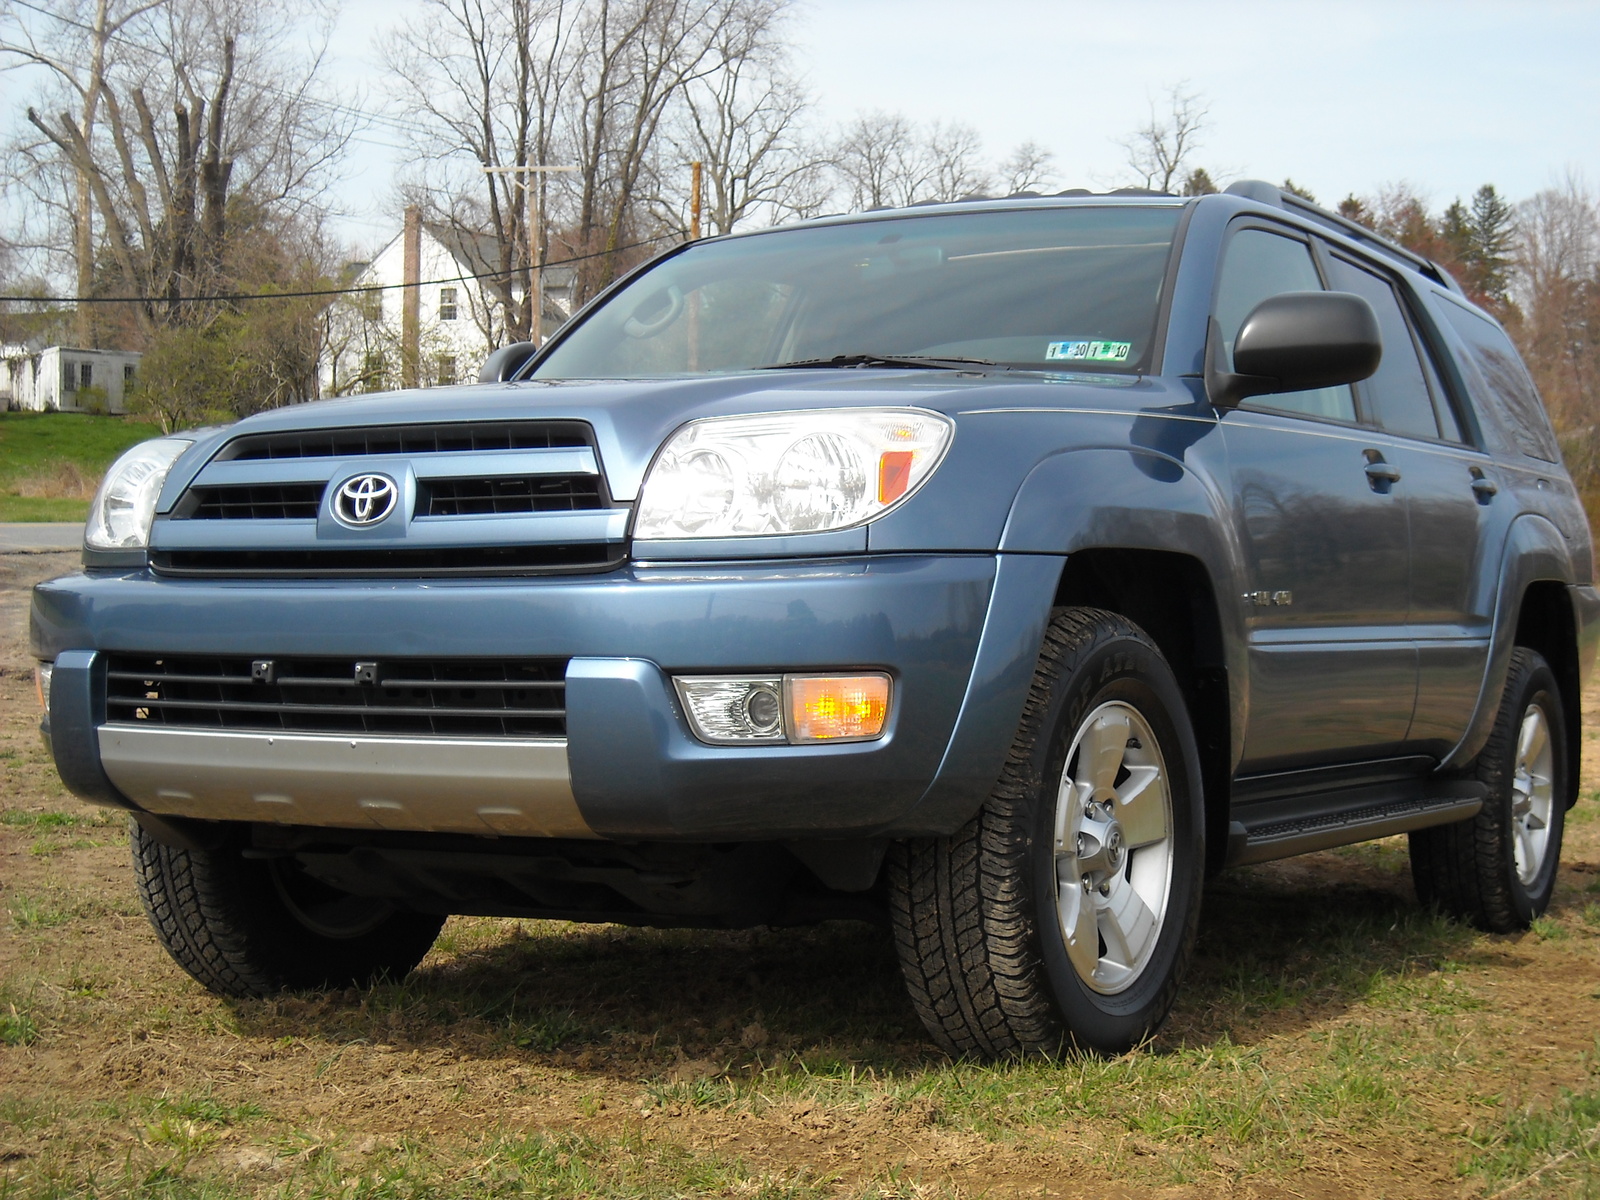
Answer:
1280 178 1316 202
1441 199 1473 261
1469 184 1516 304
1181 168 1218 196
1337 195 1370 225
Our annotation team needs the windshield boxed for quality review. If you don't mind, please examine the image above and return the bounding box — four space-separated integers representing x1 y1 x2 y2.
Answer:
530 205 1184 379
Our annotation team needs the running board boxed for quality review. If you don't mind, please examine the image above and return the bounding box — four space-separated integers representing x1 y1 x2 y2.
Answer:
1225 779 1487 867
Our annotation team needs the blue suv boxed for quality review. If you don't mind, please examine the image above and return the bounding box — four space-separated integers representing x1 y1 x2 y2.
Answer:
31 181 1598 1057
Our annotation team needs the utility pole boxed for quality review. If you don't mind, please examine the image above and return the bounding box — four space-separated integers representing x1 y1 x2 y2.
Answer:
483 164 577 343
690 161 703 240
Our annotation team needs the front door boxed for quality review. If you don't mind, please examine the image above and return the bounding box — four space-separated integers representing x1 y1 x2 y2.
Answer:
1213 225 1416 773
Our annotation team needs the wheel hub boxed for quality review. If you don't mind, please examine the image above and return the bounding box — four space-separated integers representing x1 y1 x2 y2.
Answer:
1510 702 1555 887
1052 702 1174 995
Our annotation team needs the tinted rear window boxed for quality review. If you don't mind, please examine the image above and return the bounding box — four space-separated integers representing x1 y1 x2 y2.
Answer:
1434 296 1560 462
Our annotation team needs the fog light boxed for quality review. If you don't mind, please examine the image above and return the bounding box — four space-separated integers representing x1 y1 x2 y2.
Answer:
34 662 53 713
674 676 786 744
787 674 891 743
674 671 893 745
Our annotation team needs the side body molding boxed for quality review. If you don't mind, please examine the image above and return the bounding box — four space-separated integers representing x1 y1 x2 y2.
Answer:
995 445 1249 771
1443 513 1575 772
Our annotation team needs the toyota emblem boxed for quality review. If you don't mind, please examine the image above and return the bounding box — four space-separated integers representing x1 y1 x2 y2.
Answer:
333 473 398 526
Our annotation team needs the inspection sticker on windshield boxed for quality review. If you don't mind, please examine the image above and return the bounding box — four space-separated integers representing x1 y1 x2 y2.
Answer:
1046 340 1132 363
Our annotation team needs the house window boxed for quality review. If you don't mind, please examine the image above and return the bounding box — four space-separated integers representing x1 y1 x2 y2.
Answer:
436 356 457 386
62 361 76 392
80 362 93 389
123 363 136 384
439 287 458 321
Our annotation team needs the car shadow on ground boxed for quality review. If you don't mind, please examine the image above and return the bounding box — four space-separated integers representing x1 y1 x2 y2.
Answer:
222 843 1510 1075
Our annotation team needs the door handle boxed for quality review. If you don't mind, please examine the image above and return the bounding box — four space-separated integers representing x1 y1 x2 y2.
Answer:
1470 469 1498 501
1364 461 1401 485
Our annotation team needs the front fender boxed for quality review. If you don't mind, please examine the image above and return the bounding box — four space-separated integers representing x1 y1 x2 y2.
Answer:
997 444 1249 770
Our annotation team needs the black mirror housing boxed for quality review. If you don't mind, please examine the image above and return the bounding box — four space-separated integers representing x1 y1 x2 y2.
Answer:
478 341 539 383
1206 291 1381 409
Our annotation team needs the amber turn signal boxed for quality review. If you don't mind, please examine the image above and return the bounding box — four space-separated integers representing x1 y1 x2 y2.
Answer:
787 674 892 743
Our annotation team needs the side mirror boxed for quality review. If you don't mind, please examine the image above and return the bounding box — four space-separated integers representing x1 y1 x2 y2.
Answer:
479 340 539 383
1205 291 1381 409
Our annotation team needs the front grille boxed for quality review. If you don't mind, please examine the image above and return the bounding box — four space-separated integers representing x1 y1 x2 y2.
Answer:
149 542 623 577
105 655 568 738
420 475 604 516
218 421 590 461
184 483 326 520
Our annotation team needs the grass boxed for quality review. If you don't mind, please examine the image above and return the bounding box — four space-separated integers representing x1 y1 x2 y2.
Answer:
1467 1087 1600 1197
0 410 158 522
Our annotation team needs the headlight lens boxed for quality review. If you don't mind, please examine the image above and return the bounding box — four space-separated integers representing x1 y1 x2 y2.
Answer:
634 408 953 540
85 437 193 550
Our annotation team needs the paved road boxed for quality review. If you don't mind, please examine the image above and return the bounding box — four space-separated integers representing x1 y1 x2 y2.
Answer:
0 523 83 552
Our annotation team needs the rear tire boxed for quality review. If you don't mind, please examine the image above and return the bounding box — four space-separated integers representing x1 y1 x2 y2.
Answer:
888 608 1205 1058
130 821 445 998
1409 647 1567 932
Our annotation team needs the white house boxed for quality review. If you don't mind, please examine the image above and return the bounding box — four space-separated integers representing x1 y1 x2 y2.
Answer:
1 345 142 414
320 210 575 398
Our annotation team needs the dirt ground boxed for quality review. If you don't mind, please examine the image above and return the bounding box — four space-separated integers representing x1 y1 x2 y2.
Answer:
2 549 1597 1199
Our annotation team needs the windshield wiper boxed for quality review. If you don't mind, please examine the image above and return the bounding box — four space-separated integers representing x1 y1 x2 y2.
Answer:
758 353 1001 371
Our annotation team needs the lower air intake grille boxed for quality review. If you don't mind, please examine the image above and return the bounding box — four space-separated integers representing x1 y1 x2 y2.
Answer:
105 655 568 738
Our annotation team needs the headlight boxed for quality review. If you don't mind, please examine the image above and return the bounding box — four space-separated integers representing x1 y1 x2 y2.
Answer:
634 408 954 539
85 437 193 550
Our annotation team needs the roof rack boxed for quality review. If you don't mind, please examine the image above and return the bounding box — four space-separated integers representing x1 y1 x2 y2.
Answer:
1222 180 1463 293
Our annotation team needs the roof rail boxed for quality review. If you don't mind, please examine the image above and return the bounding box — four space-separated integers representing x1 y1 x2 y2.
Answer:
1222 179 1461 292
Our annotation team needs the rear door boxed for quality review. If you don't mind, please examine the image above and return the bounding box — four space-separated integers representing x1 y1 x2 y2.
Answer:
1320 252 1501 756
1213 223 1416 772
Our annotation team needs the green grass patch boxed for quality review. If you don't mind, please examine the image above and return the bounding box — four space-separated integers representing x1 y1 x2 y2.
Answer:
0 810 89 830
0 1000 39 1046
9 894 72 930
0 410 158 522
1465 1086 1600 1197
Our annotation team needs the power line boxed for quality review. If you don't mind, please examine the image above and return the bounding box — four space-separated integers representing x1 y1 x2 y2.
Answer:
0 233 682 305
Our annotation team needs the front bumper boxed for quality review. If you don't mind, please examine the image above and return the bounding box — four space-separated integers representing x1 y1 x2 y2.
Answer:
33 554 1062 840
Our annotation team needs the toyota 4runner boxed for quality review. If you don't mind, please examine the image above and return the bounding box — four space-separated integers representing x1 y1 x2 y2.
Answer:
31 180 1600 1056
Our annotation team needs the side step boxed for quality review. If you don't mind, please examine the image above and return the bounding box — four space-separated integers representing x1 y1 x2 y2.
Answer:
1225 779 1487 867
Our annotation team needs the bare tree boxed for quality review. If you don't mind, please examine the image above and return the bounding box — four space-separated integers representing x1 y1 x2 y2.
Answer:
564 0 785 298
381 0 575 345
830 111 989 210
5 0 357 335
668 50 824 235
1120 82 1207 194
998 141 1055 195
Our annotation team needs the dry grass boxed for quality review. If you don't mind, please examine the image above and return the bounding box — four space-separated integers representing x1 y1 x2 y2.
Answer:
2 550 1599 1198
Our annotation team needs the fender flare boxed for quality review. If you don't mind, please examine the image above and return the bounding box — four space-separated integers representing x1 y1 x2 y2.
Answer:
1443 512 1574 771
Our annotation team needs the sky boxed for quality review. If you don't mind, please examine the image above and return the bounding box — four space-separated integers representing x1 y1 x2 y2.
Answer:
10 0 1600 254
314 0 1599 248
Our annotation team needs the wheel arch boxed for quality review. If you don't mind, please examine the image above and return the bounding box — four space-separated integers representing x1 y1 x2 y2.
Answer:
1445 512 1581 806
1052 548 1234 874
1514 579 1582 809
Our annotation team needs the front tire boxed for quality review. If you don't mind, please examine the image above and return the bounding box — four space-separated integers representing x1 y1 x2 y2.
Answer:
889 608 1206 1058
1409 647 1568 932
130 821 445 998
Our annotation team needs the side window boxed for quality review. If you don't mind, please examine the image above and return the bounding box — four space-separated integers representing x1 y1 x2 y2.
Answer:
1435 299 1560 462
1324 255 1441 439
1213 227 1355 422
